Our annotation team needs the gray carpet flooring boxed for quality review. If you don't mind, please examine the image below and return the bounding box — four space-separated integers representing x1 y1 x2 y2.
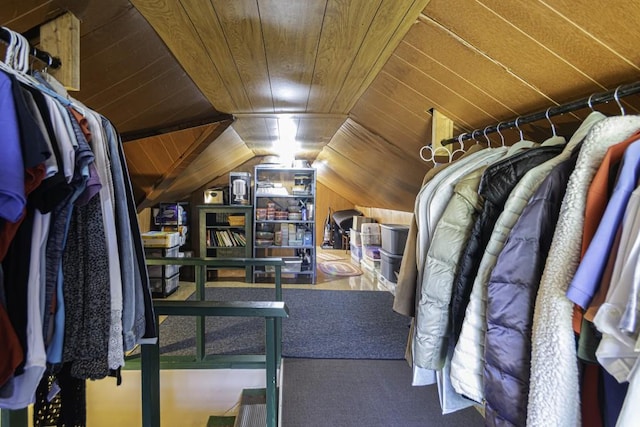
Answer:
156 287 411 359
281 358 485 427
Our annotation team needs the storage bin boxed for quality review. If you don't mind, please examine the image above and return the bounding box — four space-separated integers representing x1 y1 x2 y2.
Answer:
361 223 381 246
380 224 409 255
380 248 403 283
147 264 179 279
349 228 361 246
363 244 381 260
142 231 181 248
350 242 363 262
145 245 180 278
352 216 375 232
150 272 180 297
361 253 380 274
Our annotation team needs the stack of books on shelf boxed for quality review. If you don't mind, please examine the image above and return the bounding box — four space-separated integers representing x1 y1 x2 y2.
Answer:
206 229 246 247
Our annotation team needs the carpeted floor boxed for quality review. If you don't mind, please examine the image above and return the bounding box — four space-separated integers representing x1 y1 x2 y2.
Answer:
156 287 411 359
281 358 485 427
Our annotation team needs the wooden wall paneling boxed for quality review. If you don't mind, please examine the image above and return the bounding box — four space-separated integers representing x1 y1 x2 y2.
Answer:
424 0 602 101
315 151 374 207
57 0 132 36
78 8 168 95
408 16 558 113
138 123 230 209
541 0 640 66
370 70 470 133
259 0 326 112
315 181 357 244
210 0 273 112
170 126 253 183
295 116 346 145
101 66 209 132
479 0 640 87
349 91 428 153
356 206 413 225
394 41 517 119
0 0 61 33
327 120 426 210
175 0 255 111
330 0 431 112
306 0 382 112
130 0 237 112
383 56 485 128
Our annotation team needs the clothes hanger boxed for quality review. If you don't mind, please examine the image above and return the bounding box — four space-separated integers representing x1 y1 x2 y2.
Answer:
614 86 626 115
483 126 491 146
506 116 536 155
448 133 467 161
545 108 557 137
496 122 506 147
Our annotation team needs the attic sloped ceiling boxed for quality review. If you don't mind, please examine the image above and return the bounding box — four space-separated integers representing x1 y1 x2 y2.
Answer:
4 1 640 212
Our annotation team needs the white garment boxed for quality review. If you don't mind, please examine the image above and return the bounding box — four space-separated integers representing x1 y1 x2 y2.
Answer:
0 212 49 409
593 186 640 382
527 115 640 427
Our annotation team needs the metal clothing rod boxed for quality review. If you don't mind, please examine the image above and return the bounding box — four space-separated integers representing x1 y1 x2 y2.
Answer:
0 27 62 70
442 80 640 146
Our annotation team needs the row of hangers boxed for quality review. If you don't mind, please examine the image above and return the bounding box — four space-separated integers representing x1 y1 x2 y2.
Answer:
0 26 85 115
420 84 631 165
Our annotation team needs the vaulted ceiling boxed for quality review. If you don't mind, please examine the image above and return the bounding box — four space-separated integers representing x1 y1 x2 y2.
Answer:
3 0 640 212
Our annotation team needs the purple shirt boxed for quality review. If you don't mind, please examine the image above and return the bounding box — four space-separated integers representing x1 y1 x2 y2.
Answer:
0 72 26 222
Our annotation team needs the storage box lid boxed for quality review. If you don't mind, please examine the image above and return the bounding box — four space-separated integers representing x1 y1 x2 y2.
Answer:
380 224 410 232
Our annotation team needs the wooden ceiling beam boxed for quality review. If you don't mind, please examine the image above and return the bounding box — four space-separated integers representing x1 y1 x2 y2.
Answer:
120 114 234 142
136 119 233 210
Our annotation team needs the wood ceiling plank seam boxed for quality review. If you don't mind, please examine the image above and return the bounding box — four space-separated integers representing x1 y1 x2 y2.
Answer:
114 67 211 130
324 0 385 113
417 13 559 108
178 0 253 111
130 0 238 112
366 72 432 122
88 59 173 112
254 0 275 112
211 0 273 112
74 3 134 38
331 0 434 113
79 8 152 62
258 0 327 113
348 109 425 151
474 0 607 91
398 39 520 117
405 18 557 114
423 1 606 105
303 0 330 113
350 90 427 143
1 1 59 33
539 0 640 68
81 56 166 105
375 68 476 131
306 0 381 112
394 41 518 121
317 146 373 197
482 0 640 76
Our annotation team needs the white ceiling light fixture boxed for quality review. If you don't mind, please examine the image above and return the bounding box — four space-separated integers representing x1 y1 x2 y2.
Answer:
275 116 299 167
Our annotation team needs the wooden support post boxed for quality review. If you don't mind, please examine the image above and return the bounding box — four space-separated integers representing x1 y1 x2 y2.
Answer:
429 108 454 162
40 12 80 91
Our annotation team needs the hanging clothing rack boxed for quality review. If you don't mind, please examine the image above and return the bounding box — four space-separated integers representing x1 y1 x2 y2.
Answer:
442 80 640 146
0 27 62 70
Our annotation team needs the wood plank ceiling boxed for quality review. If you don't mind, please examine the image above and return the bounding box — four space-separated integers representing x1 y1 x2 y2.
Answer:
3 0 640 212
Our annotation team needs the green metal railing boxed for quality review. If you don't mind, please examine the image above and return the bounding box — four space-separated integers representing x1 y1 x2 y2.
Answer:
0 257 288 427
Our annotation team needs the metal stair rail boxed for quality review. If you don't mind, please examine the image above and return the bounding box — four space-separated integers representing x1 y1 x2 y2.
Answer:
0 257 289 427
